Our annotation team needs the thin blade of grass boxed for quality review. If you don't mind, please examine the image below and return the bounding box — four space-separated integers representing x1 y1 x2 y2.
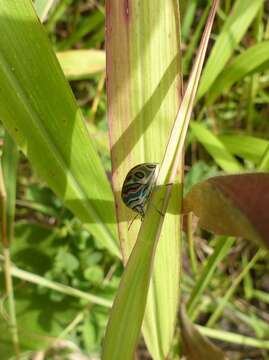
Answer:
102 2 219 359
0 1 119 257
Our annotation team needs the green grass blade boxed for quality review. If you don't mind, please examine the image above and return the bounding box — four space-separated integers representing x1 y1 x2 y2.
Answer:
219 134 269 164
183 3 210 75
207 41 269 104
181 0 197 41
0 0 119 257
198 0 264 100
191 123 243 172
34 0 57 22
103 1 219 358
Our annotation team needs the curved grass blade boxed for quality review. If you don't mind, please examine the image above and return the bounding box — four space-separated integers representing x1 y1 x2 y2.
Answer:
219 134 269 165
191 123 243 172
0 0 119 257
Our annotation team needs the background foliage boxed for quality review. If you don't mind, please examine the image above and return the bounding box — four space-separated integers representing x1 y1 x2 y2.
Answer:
0 0 269 359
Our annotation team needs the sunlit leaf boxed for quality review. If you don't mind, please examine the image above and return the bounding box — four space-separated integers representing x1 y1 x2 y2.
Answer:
103 1 219 358
0 1 119 257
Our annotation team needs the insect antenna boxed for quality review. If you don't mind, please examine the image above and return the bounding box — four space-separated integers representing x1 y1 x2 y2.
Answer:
128 213 141 231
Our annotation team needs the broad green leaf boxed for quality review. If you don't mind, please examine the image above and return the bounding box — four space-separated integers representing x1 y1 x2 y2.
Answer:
207 42 269 104
180 307 227 360
191 123 243 172
184 173 269 248
105 1 182 359
219 134 269 164
0 1 119 257
103 1 219 359
198 0 264 100
57 50 105 80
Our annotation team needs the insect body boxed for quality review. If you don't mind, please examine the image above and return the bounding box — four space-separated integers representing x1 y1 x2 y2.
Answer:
121 163 159 217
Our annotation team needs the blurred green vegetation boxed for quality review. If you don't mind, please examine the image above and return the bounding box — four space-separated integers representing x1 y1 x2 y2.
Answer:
0 0 269 359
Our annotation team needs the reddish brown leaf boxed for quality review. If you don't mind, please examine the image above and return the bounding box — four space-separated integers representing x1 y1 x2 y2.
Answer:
180 307 227 360
183 173 269 248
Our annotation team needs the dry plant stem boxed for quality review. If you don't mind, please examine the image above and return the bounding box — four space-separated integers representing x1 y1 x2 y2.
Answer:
0 169 20 357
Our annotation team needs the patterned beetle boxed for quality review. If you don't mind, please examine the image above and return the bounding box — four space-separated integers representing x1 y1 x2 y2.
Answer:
121 163 159 217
